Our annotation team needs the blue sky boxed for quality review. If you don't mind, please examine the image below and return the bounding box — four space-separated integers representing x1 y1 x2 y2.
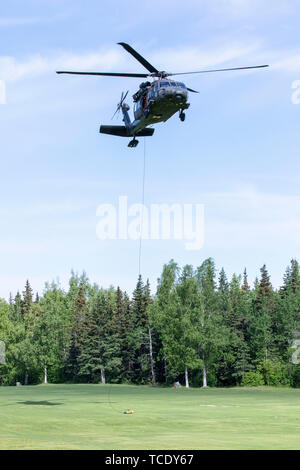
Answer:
0 0 299 298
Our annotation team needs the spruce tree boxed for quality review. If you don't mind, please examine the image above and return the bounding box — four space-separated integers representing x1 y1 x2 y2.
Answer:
281 259 300 295
130 275 153 383
78 289 121 384
242 268 250 293
22 280 33 316
275 260 300 361
218 267 229 293
66 282 88 380
218 273 251 385
12 292 22 322
249 265 275 363
121 291 136 382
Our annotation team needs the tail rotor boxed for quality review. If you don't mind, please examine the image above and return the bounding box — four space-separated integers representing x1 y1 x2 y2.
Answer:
111 90 129 120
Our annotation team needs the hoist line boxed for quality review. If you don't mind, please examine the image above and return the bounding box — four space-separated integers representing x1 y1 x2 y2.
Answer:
106 137 146 415
138 137 146 276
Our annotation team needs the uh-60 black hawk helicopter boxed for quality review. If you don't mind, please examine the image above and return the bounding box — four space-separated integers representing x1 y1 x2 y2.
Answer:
57 42 268 147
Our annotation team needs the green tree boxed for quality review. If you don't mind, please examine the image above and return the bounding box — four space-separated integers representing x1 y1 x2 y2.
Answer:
78 289 121 384
248 265 275 364
66 282 88 380
13 292 22 319
21 280 33 316
128 275 153 383
217 273 251 385
196 258 229 387
34 283 70 383
242 268 250 293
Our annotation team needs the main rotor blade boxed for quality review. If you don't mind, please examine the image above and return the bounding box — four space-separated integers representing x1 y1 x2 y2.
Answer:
56 71 148 78
168 64 269 76
118 42 159 74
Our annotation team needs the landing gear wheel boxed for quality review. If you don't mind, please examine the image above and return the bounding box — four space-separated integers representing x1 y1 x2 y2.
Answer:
179 111 185 122
128 137 139 148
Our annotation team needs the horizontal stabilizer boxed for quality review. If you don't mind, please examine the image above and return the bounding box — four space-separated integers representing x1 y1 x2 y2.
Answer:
100 125 129 137
135 128 155 137
99 125 154 137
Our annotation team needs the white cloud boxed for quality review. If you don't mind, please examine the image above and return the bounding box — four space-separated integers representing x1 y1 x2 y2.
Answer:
0 41 264 85
1 39 299 87
273 53 300 73
210 0 293 18
151 43 260 72
0 48 125 82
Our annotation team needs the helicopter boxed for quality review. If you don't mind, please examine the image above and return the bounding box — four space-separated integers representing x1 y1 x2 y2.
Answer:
57 42 269 148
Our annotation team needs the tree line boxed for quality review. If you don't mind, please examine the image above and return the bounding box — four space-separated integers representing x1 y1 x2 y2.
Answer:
0 258 299 388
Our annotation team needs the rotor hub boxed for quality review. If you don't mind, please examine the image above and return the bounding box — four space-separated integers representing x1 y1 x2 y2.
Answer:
150 71 168 78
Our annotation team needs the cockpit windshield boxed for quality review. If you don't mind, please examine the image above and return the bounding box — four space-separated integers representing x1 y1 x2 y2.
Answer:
160 81 186 88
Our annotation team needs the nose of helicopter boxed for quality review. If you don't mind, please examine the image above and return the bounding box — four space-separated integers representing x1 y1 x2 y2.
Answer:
171 88 188 105
174 91 187 100
160 87 187 100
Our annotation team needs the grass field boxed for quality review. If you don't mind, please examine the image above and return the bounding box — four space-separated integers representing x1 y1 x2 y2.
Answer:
0 384 299 449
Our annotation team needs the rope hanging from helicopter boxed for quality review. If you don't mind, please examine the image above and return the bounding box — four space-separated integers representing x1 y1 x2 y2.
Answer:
138 137 146 276
106 139 146 416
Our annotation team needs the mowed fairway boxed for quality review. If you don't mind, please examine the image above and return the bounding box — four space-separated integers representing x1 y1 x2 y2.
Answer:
0 384 299 449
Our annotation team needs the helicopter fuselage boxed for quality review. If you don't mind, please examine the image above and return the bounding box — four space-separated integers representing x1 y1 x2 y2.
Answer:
99 78 190 146
131 79 190 133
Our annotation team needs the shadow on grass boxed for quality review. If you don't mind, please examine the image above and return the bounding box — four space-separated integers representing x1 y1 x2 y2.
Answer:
17 401 63 406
